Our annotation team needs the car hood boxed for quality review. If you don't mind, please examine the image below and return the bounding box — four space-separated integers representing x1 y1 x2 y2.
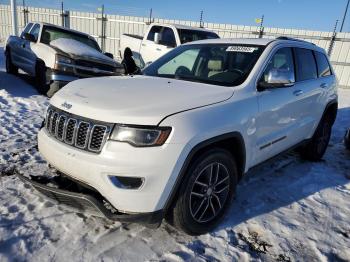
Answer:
50 75 234 125
50 38 117 67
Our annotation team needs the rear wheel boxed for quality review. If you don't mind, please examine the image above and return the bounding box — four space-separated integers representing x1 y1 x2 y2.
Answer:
5 49 18 75
170 148 238 235
35 61 49 95
300 113 333 161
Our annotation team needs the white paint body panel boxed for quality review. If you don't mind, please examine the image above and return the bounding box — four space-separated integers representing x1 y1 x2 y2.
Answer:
119 23 218 64
50 75 234 125
39 38 338 214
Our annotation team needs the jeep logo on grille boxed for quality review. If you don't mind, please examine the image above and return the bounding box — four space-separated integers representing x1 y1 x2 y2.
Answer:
61 102 72 110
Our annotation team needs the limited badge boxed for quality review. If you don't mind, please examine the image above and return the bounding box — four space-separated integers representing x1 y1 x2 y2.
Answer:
226 46 258 53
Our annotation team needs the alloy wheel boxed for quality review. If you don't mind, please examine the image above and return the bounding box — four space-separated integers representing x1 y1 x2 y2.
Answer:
189 162 230 223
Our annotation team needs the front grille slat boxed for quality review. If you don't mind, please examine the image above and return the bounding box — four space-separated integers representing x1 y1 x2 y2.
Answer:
57 115 67 140
45 107 111 153
75 122 90 149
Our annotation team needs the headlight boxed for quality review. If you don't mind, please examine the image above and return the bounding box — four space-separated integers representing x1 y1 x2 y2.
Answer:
56 54 73 64
110 125 171 147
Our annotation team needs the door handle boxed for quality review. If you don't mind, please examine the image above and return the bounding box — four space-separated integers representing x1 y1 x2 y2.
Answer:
320 83 328 88
141 43 146 47
293 90 304 96
156 48 161 51
22 43 26 48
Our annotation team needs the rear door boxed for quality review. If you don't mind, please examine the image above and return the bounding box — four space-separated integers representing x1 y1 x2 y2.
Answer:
291 48 323 139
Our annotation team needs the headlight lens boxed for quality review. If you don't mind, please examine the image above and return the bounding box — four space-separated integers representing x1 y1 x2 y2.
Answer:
110 125 171 147
56 54 73 64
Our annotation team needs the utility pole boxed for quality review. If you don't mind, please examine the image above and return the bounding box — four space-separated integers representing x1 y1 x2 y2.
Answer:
10 0 18 36
340 0 350 32
200 10 204 28
98 5 106 52
258 15 264 38
328 20 339 56
149 8 153 24
22 0 28 25
61 1 64 27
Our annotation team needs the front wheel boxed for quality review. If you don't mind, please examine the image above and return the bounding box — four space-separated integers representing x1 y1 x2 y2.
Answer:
5 50 18 75
300 114 333 161
170 148 238 235
345 129 350 150
35 61 49 95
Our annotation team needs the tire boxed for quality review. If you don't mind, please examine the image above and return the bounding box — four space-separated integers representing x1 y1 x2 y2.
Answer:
5 49 18 75
345 129 350 150
35 61 49 95
170 148 238 235
300 113 333 161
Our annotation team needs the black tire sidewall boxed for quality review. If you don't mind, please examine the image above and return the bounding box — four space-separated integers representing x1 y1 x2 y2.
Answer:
35 61 48 94
301 114 332 160
345 130 350 150
313 115 332 157
5 50 16 74
174 148 238 235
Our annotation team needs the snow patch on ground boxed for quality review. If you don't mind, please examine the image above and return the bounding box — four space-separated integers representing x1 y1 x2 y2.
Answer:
50 38 114 62
0 45 350 261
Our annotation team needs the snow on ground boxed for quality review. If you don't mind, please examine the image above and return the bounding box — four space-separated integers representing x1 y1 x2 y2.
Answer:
0 45 350 262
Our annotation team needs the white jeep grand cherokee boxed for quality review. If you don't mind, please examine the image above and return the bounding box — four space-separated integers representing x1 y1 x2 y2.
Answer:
20 37 338 235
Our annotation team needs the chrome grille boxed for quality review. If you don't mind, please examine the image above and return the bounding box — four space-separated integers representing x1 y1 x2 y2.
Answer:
44 107 112 153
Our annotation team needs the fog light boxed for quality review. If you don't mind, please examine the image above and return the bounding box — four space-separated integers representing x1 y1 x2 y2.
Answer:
109 176 144 189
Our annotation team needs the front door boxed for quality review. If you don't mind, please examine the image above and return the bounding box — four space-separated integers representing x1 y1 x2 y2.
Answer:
255 47 301 164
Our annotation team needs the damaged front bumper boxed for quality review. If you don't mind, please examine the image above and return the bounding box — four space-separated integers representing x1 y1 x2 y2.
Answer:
16 172 163 228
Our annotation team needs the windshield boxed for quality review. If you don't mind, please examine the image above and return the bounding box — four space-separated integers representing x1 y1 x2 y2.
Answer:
177 29 219 44
40 26 100 51
143 44 264 86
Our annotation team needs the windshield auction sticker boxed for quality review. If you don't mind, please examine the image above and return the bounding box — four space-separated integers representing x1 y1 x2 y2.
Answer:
226 46 259 53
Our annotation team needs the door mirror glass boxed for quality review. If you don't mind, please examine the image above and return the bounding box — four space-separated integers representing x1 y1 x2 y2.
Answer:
258 47 295 91
263 68 294 87
23 33 36 42
154 33 161 44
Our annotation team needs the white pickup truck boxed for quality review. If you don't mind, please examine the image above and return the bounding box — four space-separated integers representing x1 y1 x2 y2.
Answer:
5 22 124 97
119 23 219 67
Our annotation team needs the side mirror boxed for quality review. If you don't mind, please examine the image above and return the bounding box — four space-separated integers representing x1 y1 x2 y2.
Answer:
154 32 161 44
258 68 295 91
23 33 36 42
104 52 114 59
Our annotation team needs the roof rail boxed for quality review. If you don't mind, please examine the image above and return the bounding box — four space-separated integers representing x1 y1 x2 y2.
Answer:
276 36 315 45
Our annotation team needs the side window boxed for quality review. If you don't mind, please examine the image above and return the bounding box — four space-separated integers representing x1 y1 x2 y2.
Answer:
29 24 41 41
294 48 318 81
314 51 332 77
160 27 176 47
147 26 162 41
261 47 295 83
20 23 33 38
